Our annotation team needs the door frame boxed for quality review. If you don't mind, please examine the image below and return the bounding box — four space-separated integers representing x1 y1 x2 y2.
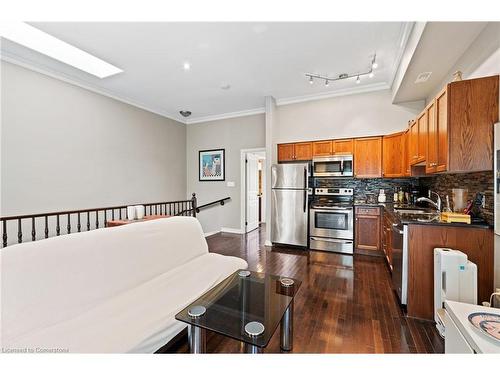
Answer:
240 147 266 234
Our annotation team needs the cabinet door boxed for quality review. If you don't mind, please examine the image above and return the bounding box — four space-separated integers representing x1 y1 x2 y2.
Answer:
435 87 448 172
404 130 411 176
355 214 381 251
312 140 332 157
333 139 353 155
417 111 427 163
409 120 419 165
426 101 437 173
294 142 313 161
354 137 382 178
383 132 404 178
277 143 295 162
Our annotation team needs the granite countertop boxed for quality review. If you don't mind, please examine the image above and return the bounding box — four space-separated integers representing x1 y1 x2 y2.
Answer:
354 202 492 229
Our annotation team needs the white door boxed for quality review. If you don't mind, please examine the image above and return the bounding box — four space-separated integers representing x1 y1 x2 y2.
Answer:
246 153 259 232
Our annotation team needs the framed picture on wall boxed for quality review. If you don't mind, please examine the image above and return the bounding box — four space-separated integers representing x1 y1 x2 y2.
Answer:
199 149 225 181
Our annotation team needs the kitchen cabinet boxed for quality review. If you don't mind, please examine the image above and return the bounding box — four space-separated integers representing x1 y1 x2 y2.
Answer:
277 142 312 162
426 99 438 173
355 206 381 253
312 140 332 156
381 213 394 270
354 137 382 178
332 139 353 155
409 120 418 165
294 142 313 161
404 130 411 176
382 131 405 178
407 224 494 320
277 143 295 162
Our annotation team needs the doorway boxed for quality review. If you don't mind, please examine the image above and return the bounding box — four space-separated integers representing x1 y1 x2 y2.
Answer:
241 148 266 234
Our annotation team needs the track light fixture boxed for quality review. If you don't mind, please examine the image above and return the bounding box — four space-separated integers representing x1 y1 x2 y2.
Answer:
305 54 377 87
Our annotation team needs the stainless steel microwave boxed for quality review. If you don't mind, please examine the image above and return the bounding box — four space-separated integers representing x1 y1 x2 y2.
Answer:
312 155 353 177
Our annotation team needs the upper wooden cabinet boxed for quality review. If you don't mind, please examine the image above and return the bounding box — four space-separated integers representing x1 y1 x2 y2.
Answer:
294 142 313 160
312 140 332 156
332 139 353 155
278 142 313 162
425 75 498 174
383 132 405 178
312 138 353 157
354 137 382 178
404 130 411 176
277 143 295 162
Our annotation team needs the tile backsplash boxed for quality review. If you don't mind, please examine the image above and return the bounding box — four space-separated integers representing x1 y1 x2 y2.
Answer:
313 170 494 224
419 171 493 224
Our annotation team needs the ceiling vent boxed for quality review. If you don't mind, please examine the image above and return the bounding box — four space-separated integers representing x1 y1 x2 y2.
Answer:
415 72 432 84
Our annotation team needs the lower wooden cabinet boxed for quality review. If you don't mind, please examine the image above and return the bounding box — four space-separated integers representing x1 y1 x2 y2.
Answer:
354 206 381 253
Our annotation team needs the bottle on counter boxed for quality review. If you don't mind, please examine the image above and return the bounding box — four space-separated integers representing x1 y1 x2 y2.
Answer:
398 187 404 204
378 189 386 203
393 189 398 203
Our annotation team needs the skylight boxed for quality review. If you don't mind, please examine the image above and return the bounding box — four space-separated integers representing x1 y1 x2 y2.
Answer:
0 22 123 79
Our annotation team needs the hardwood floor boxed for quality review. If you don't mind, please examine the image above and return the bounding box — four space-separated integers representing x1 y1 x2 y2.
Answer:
170 225 443 354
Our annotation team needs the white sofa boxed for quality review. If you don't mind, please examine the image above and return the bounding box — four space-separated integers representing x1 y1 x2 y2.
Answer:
1 216 247 353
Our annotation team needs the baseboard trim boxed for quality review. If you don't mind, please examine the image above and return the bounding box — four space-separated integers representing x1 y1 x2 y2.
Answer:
204 230 221 237
221 227 245 234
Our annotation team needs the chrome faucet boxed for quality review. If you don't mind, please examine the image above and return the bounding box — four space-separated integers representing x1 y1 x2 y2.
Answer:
416 190 442 211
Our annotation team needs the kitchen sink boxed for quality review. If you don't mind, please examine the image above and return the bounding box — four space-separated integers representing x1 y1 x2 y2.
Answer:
394 209 429 214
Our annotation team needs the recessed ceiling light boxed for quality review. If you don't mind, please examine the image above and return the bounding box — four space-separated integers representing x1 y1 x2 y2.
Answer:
179 110 192 118
372 62 378 69
415 71 433 84
0 22 122 79
183 62 191 71
369 72 374 78
309 76 314 85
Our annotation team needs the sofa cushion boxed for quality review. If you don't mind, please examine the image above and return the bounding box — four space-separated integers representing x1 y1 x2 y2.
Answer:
3 252 247 353
1 217 209 343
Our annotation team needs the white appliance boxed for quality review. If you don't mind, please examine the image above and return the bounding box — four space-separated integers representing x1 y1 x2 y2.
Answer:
434 248 477 337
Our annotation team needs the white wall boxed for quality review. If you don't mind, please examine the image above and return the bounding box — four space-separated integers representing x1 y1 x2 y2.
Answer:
186 114 265 234
275 89 423 144
1 61 187 216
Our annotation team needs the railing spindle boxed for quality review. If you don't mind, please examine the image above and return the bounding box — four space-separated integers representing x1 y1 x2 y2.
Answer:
56 215 60 236
32 217 36 241
67 213 71 234
119 209 122 220
45 216 49 238
3 220 8 247
87 212 91 231
18 218 22 243
112 209 115 220
104 210 107 227
77 213 81 232
95 210 99 229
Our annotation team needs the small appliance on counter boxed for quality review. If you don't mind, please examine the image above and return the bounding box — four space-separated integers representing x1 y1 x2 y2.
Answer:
309 187 354 254
378 189 386 203
434 248 477 337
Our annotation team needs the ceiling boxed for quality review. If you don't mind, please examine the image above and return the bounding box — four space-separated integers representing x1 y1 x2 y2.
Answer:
393 22 488 103
1 22 412 124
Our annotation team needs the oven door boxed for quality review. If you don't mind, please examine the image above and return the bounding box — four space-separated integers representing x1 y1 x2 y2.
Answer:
309 207 353 239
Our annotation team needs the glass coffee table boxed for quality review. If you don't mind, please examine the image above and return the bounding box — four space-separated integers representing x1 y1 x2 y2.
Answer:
175 269 301 353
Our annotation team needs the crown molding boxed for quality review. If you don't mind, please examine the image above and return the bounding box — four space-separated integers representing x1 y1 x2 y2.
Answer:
185 107 265 124
1 51 186 125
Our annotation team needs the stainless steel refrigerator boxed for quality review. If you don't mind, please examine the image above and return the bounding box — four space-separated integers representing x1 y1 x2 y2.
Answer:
271 163 309 247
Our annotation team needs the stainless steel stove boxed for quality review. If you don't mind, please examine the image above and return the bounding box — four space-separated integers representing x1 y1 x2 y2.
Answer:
309 188 354 254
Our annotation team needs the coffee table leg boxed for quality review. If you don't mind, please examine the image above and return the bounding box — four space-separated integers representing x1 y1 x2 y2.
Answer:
280 301 293 351
189 325 206 353
244 343 263 354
